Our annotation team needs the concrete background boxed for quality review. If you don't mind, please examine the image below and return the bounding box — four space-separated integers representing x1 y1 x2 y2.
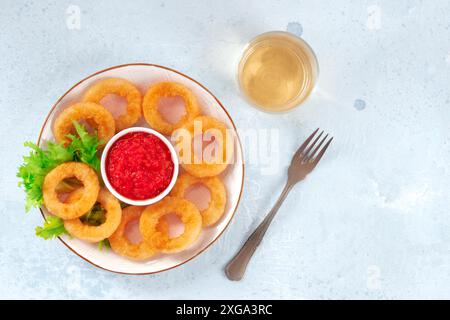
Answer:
0 0 449 299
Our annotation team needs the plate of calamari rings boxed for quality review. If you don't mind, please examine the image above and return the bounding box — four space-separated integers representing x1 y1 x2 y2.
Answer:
18 64 244 274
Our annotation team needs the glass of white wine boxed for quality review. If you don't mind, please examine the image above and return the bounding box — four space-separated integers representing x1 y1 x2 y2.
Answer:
238 31 319 112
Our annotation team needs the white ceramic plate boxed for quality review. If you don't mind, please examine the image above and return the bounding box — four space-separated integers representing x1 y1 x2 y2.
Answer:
38 64 244 275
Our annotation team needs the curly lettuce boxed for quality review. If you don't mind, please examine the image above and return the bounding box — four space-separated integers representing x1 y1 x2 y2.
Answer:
17 121 101 211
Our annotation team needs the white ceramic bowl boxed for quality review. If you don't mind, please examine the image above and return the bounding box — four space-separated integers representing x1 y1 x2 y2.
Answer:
38 63 244 275
100 127 179 206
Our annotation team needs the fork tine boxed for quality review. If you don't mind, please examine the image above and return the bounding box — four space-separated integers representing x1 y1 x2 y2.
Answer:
302 130 324 161
306 133 328 161
293 128 319 160
312 137 333 167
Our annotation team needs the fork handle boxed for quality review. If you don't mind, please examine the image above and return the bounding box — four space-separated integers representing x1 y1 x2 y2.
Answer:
225 182 293 281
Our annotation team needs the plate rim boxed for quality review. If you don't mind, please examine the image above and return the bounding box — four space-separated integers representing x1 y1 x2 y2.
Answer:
37 63 245 275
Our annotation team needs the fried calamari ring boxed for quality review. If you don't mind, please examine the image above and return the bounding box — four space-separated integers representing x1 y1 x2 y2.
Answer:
109 206 169 260
142 82 200 135
170 173 226 227
83 78 142 131
140 196 202 253
53 102 115 145
64 188 122 242
43 162 99 219
176 116 233 177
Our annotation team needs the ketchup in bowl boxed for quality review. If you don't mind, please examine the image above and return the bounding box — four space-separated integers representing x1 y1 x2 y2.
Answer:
102 129 178 204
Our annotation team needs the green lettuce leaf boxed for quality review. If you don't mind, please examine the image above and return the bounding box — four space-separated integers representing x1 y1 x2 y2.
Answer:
67 121 102 172
17 141 72 211
17 121 101 212
80 203 106 226
98 239 111 251
35 216 67 240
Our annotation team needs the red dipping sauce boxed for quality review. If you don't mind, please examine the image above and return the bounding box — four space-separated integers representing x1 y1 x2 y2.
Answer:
105 132 175 200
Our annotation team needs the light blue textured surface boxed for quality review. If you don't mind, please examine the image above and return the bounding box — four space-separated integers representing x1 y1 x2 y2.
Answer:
1 0 449 299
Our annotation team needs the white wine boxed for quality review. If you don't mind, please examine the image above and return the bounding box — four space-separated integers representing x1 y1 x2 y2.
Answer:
238 31 318 112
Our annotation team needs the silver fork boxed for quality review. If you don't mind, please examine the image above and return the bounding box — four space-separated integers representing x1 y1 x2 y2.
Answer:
225 128 333 281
